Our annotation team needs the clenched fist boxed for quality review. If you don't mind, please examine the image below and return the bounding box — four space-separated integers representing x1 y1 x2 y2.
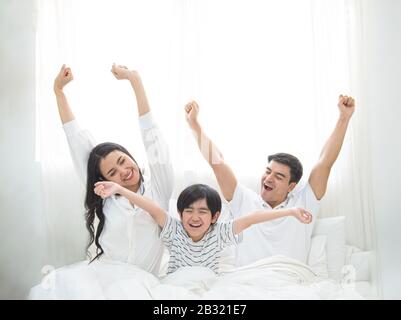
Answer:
185 100 200 128
338 94 355 119
54 64 73 92
111 63 140 81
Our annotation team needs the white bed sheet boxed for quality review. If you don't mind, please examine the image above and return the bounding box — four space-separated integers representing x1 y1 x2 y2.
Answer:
28 256 365 300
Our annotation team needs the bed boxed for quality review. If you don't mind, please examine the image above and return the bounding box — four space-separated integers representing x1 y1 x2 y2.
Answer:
28 213 377 300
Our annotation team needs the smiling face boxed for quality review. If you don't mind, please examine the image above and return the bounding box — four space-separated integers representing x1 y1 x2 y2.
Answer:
99 150 141 190
260 160 297 208
180 198 220 242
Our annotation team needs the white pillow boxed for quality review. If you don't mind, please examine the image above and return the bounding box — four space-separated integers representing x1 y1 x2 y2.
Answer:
312 216 346 281
307 235 329 278
345 245 371 281
168 198 180 219
349 251 371 282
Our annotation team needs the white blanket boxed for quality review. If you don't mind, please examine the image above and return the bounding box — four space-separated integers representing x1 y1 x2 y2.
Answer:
28 256 363 300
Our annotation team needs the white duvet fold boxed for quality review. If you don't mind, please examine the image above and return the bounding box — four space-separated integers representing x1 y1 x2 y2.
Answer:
28 256 364 300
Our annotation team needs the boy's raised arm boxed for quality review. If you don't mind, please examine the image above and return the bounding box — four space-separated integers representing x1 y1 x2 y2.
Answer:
94 181 167 228
233 207 312 235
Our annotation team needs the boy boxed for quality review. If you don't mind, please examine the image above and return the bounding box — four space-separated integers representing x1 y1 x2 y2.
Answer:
94 182 312 274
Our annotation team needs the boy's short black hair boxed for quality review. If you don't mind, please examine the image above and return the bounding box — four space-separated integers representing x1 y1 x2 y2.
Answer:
177 184 222 217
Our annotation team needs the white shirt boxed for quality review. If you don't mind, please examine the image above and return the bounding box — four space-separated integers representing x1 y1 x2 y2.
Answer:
228 182 320 266
63 112 173 276
160 215 242 274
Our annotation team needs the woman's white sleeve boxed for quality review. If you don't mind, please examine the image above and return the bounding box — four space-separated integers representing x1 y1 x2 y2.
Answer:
63 120 96 186
139 112 174 210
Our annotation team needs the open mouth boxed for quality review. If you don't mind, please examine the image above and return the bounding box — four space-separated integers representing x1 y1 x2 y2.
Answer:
189 223 202 228
123 169 133 182
263 183 273 191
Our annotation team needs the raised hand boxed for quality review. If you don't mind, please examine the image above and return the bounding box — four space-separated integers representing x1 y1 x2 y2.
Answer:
338 94 355 119
291 207 313 224
111 63 139 81
94 181 121 199
54 64 73 92
185 101 200 128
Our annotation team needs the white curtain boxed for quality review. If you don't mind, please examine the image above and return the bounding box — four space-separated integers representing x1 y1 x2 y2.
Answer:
35 0 376 269
310 0 377 252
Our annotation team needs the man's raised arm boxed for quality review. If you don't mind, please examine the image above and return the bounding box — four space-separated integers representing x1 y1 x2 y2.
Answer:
185 101 237 202
309 95 356 200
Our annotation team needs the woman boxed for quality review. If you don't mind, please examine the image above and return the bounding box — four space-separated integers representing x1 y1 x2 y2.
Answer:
29 64 173 299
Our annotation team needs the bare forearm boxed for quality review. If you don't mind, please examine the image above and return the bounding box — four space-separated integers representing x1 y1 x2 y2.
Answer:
233 209 294 234
190 122 224 167
129 75 150 117
309 96 355 200
118 187 166 227
54 89 75 124
189 121 237 201
319 116 350 168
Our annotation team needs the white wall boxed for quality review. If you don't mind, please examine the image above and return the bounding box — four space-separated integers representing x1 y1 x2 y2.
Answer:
0 0 47 299
364 0 401 299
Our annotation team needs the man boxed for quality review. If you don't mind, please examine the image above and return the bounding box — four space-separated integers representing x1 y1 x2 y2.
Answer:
185 95 355 265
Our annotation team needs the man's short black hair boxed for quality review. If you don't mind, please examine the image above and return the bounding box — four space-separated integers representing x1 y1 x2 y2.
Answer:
268 153 303 184
177 184 221 217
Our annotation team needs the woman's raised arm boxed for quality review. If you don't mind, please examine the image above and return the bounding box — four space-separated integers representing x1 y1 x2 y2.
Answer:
54 64 75 124
55 65 96 185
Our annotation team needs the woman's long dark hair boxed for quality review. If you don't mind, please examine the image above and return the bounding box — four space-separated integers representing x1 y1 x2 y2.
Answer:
85 142 144 263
